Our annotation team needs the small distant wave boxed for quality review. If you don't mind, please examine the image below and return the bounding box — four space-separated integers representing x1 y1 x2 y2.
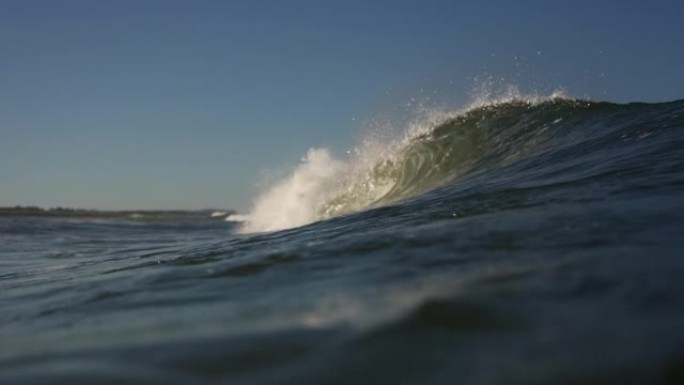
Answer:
226 214 250 223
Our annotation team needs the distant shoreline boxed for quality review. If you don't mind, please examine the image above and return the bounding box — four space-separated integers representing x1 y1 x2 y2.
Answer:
0 206 236 221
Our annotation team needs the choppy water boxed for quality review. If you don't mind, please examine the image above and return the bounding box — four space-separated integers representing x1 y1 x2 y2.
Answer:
2 97 684 384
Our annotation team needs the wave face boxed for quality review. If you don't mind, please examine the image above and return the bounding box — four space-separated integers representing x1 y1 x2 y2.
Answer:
240 95 681 233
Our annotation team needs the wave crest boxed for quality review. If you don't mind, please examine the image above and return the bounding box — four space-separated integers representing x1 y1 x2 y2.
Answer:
238 92 603 233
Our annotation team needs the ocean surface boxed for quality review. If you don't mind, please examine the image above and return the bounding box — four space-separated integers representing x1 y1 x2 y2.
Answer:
2 96 684 384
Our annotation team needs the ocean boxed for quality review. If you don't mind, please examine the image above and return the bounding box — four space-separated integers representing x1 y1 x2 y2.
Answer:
2 96 683 384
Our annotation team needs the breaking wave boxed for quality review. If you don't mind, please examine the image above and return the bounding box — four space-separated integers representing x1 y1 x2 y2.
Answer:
238 91 676 233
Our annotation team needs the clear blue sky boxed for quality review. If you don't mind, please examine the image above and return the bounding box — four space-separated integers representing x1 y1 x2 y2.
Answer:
2 0 682 210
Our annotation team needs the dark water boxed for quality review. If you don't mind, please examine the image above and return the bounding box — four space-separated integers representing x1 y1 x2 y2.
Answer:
2 99 684 384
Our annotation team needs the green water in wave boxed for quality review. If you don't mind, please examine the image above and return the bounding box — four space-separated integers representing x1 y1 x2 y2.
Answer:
319 99 616 219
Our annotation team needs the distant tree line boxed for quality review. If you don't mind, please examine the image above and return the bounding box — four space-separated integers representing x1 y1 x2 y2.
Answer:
0 206 236 220
0 206 110 217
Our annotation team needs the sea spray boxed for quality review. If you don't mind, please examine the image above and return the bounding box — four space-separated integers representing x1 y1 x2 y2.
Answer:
237 102 468 233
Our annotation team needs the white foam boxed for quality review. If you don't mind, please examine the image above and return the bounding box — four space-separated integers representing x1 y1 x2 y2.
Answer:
238 149 347 233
